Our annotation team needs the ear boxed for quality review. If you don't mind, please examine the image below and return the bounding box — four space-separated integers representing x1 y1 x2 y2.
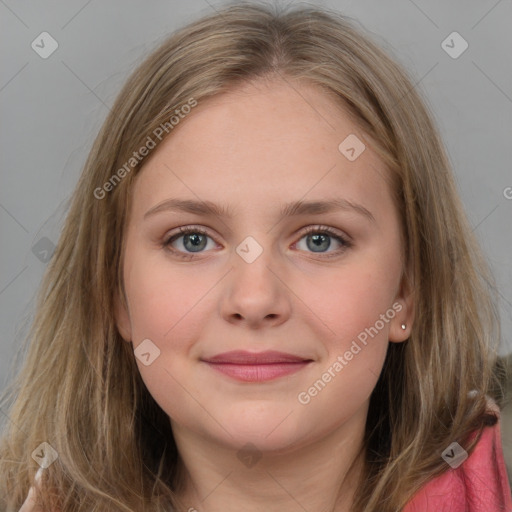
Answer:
114 288 132 343
389 267 415 343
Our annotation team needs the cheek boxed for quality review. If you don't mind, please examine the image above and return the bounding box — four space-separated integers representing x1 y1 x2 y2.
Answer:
124 254 212 425
290 259 399 403
136 360 211 433
295 270 393 414
295 263 399 345
124 250 208 345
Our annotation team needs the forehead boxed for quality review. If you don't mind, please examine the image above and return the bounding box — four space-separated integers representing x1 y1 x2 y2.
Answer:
131 79 394 222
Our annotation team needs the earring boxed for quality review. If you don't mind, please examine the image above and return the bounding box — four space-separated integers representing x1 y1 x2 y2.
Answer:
401 324 406 330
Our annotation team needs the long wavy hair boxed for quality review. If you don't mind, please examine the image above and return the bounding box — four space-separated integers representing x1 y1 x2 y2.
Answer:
0 2 507 511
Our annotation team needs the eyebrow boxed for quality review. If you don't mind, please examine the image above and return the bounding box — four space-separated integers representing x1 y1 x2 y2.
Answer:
143 197 375 223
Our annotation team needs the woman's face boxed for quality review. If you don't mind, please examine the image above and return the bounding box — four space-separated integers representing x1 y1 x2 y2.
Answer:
115 79 414 453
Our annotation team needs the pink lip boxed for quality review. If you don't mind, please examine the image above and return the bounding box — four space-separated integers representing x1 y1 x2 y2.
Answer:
201 350 313 382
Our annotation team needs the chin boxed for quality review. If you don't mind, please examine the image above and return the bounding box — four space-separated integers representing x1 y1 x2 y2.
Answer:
213 408 308 453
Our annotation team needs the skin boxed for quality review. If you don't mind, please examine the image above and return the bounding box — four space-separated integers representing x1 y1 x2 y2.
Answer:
115 78 414 512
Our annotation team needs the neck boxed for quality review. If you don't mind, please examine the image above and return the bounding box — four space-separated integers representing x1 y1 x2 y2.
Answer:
171 404 368 512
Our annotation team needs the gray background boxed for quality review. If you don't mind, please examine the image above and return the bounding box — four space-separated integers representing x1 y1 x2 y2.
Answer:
1 0 511 388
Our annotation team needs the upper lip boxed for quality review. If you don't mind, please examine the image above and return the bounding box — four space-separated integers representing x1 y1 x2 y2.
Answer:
202 350 312 364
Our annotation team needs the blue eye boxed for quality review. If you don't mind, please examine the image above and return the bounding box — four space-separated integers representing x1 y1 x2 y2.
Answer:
163 225 352 260
295 225 352 258
164 226 214 259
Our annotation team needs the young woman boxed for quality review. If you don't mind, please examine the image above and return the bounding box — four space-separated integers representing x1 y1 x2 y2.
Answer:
3 3 511 511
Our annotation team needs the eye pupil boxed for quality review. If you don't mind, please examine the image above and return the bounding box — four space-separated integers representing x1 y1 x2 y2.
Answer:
308 233 331 252
184 233 207 252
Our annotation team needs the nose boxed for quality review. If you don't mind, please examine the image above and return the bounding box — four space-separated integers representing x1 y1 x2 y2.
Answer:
220 243 292 329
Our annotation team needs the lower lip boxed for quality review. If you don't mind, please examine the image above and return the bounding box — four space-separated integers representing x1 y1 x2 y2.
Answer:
204 362 311 382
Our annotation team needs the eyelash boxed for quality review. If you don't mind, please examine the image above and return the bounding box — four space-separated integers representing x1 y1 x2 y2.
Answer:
163 224 352 260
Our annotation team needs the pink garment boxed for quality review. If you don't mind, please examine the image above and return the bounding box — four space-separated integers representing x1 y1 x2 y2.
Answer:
404 401 512 512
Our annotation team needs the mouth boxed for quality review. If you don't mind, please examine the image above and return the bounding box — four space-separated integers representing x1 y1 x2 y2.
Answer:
201 350 313 382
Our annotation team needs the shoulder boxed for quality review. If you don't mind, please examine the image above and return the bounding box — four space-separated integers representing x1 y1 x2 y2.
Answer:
404 395 512 512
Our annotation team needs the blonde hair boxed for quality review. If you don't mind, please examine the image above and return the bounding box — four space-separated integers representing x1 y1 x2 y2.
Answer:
0 2 507 511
